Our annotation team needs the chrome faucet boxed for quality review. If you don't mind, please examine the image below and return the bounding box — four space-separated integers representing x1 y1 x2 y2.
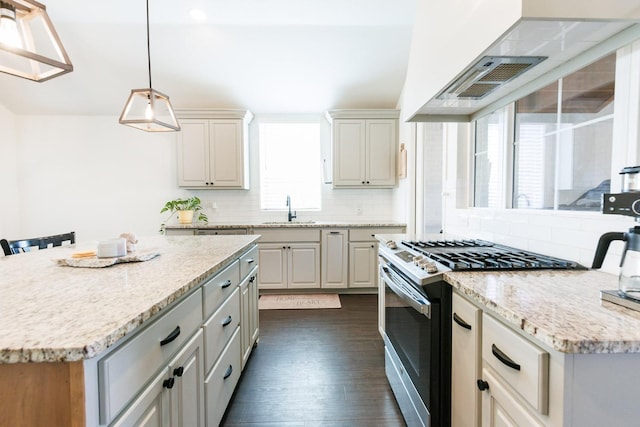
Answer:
286 195 297 222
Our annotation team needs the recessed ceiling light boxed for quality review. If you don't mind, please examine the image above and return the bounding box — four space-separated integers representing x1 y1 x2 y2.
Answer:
190 9 207 22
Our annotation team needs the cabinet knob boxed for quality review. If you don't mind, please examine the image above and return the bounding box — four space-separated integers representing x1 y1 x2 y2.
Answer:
173 366 184 377
366 181 370 184
163 377 175 389
477 379 489 391
362 181 365 184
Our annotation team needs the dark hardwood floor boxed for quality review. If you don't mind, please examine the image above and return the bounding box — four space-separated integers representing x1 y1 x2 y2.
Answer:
221 294 406 427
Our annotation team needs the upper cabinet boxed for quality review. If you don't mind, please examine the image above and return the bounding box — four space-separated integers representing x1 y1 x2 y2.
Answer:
326 109 399 188
176 110 253 189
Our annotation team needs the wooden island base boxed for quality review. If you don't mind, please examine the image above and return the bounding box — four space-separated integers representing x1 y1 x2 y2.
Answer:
0 361 85 427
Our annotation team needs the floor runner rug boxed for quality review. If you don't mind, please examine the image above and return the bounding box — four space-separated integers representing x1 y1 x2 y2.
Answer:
258 294 341 310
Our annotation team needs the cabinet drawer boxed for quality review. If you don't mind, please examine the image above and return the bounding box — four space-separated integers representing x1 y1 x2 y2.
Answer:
98 290 203 425
253 228 320 242
239 245 258 279
482 314 549 414
349 227 404 241
205 327 241 427
203 288 241 373
202 260 240 319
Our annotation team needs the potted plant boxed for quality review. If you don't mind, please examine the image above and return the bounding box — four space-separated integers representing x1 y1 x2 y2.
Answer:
160 196 208 233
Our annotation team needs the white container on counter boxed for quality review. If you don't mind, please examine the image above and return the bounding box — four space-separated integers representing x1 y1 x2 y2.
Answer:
97 238 127 258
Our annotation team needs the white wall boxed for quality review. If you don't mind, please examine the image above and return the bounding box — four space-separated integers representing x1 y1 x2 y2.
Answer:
0 104 20 239
5 113 399 245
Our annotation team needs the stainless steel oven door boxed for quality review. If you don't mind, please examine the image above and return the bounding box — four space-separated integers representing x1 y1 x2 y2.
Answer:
381 264 440 426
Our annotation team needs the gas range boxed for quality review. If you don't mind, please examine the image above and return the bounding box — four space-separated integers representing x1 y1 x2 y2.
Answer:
379 238 584 286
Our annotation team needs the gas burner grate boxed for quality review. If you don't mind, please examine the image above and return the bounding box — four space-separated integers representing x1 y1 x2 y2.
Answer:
400 239 582 271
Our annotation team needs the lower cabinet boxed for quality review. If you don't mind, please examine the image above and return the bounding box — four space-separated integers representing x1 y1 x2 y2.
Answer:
480 367 544 427
241 271 260 369
321 229 348 289
112 330 205 427
451 293 482 427
205 328 242 427
453 291 552 427
87 244 259 427
348 242 377 288
258 243 320 289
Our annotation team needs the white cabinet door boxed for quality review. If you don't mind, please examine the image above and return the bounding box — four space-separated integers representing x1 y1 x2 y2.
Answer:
366 119 397 186
249 273 259 344
331 116 397 188
257 244 287 289
349 242 377 288
208 120 243 188
333 119 366 186
168 330 204 427
452 293 482 427
481 368 543 427
177 120 209 187
240 275 251 369
288 243 320 288
322 230 348 289
111 367 169 427
176 113 250 189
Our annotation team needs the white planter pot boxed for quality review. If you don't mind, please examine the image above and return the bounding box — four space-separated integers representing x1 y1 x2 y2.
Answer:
178 210 194 224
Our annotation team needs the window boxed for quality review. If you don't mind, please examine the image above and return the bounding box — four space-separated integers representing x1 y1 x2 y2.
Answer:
259 121 321 210
474 107 509 208
473 53 616 211
514 53 615 211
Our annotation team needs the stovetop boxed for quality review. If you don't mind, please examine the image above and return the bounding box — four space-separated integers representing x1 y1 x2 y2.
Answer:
401 239 583 271
379 238 584 286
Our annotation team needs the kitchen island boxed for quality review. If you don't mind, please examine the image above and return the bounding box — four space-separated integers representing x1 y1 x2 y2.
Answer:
0 234 259 427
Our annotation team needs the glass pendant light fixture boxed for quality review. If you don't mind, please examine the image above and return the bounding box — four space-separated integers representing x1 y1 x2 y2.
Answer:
0 0 73 82
119 0 180 132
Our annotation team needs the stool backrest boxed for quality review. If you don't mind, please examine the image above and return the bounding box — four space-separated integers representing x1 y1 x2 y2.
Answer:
1 232 75 256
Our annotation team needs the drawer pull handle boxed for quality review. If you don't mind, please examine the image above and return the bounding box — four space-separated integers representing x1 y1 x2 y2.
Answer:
330 231 340 234
246 258 255 264
173 366 184 377
221 279 232 289
453 313 472 330
491 344 521 371
476 379 489 391
222 315 233 327
223 365 233 380
163 378 175 389
160 326 181 346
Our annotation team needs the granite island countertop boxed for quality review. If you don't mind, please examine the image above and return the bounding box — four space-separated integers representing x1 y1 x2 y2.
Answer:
0 235 259 364
447 267 640 354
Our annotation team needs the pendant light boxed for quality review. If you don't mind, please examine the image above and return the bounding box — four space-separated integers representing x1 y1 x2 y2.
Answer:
0 0 73 82
119 0 180 132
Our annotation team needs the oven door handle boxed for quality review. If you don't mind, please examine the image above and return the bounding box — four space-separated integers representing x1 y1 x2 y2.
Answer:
381 266 431 318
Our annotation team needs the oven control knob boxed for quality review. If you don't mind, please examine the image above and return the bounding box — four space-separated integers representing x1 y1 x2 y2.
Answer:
418 260 430 270
425 261 438 274
386 240 397 249
413 255 423 265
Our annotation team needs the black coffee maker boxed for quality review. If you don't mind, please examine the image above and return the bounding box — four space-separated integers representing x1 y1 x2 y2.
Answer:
593 166 640 308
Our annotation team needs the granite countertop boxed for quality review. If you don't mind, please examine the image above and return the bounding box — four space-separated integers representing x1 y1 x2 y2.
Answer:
448 268 640 354
0 235 259 364
165 221 407 229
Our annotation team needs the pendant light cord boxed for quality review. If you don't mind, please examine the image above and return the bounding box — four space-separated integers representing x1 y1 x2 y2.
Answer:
146 0 152 89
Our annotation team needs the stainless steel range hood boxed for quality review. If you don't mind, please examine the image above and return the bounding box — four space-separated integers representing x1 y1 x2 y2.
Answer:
402 0 640 123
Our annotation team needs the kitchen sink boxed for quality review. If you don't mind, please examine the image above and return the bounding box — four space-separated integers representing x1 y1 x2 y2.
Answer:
261 221 316 225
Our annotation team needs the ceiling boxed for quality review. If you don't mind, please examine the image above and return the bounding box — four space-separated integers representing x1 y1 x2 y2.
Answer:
0 0 417 116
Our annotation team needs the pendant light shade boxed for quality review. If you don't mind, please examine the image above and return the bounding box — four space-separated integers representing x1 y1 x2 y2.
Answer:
0 0 73 82
120 0 179 132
